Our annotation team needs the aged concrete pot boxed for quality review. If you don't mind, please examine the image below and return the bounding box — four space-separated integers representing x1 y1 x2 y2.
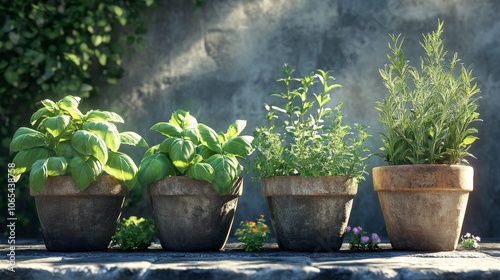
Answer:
261 176 358 252
30 175 127 252
148 176 242 251
373 165 473 251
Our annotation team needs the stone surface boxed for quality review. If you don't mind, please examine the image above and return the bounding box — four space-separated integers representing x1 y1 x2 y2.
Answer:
1 240 500 279
91 0 500 239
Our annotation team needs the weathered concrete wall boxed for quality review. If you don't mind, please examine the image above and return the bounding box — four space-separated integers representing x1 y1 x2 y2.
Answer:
102 0 500 238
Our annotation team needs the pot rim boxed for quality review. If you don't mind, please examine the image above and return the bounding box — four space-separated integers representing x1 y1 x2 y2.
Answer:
148 176 243 197
372 164 473 192
260 175 358 196
30 175 128 197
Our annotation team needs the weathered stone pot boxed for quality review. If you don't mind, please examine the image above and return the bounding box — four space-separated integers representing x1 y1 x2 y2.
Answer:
148 176 242 251
261 176 358 252
373 165 473 251
30 175 127 252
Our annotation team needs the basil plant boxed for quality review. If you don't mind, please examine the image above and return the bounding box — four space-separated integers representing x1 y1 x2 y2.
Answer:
9 95 148 192
137 110 254 195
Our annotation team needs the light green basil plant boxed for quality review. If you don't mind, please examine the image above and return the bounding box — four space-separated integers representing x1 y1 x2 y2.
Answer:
9 95 148 192
137 110 254 195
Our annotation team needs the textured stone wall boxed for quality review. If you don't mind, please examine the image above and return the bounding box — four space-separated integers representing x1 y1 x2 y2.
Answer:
102 0 500 238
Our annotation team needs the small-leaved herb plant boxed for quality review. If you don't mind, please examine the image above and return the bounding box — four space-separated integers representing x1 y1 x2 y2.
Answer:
111 216 156 250
252 64 370 180
9 95 148 192
376 20 481 165
137 110 254 195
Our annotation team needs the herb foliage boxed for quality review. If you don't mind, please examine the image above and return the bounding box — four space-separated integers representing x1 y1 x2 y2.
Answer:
252 64 370 181
377 20 481 165
137 110 254 195
9 95 148 192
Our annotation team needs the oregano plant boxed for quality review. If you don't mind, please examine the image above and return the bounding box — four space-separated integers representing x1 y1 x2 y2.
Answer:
376 20 481 165
9 95 148 192
252 64 370 181
137 110 254 195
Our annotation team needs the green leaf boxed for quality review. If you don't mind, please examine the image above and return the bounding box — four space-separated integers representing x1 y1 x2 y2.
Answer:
30 108 54 125
120 132 148 148
55 141 74 159
64 53 81 66
137 153 176 186
57 95 83 120
150 122 182 138
159 138 175 154
69 156 103 191
85 110 124 123
168 138 196 173
143 144 160 157
44 115 71 138
83 121 121 152
71 130 108 164
169 110 198 130
11 147 51 175
10 128 46 153
205 154 240 195
181 128 200 144
41 99 59 112
92 35 103 47
46 157 68 176
197 145 215 159
226 120 247 139
109 5 124 16
462 136 478 146
198 123 222 153
29 159 48 194
187 163 215 183
223 135 254 157
104 151 138 190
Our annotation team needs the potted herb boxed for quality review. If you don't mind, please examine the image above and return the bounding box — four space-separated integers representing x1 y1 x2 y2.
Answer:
138 110 254 251
9 95 148 251
252 64 370 252
373 20 481 251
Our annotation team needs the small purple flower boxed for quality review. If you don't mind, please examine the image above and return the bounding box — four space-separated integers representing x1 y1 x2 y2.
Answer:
352 227 360 235
345 226 352 233
371 233 381 244
357 226 363 231
361 236 369 243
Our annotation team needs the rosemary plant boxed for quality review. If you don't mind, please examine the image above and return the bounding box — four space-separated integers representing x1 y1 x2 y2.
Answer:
376 20 481 165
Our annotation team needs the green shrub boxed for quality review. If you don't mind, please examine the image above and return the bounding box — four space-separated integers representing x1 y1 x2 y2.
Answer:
111 216 156 250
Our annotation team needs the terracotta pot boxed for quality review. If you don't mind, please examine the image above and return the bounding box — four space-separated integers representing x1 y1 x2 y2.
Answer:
261 176 358 252
148 176 242 251
30 175 127 252
373 164 473 251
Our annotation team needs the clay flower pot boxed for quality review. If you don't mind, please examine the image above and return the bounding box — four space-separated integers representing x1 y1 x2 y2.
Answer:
31 175 128 252
373 165 473 251
148 176 242 251
261 176 358 252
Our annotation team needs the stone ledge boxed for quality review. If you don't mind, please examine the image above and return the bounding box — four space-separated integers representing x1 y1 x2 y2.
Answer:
1 241 500 280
